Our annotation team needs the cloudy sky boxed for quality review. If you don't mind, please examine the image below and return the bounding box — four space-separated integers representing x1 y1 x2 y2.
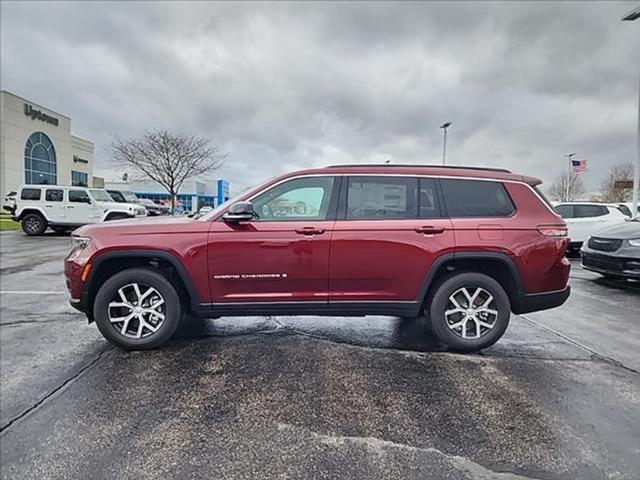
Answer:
1 1 637 195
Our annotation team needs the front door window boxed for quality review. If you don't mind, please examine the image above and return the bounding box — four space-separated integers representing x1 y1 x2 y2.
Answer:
252 177 335 221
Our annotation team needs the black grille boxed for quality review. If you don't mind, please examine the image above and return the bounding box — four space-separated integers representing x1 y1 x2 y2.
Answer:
588 237 622 252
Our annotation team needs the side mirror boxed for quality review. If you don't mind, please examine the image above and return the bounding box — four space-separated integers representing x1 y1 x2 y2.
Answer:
222 201 255 223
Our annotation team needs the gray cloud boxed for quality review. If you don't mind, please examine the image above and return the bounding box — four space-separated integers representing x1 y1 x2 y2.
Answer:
1 1 637 194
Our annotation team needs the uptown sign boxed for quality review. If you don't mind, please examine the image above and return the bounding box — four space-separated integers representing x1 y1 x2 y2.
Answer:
24 103 59 126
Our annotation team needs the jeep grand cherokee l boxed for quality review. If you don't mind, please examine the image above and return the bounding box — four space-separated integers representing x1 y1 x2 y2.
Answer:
65 165 571 351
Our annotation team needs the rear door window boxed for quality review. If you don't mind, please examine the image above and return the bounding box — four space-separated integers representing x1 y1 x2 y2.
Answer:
20 188 41 201
440 179 515 217
45 189 64 202
346 176 418 220
419 178 442 218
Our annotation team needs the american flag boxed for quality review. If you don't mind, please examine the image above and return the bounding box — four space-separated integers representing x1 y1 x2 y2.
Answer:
571 159 587 173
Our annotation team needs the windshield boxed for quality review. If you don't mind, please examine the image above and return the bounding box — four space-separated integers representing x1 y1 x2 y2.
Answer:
89 189 116 202
122 191 138 202
107 190 125 202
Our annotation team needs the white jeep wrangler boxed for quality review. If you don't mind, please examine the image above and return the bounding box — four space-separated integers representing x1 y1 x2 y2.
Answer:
13 185 147 236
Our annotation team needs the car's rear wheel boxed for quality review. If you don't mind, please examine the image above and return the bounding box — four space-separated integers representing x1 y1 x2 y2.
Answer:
427 272 510 352
21 212 47 236
93 268 182 350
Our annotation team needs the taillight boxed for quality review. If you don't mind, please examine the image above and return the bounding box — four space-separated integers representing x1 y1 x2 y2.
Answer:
537 225 568 237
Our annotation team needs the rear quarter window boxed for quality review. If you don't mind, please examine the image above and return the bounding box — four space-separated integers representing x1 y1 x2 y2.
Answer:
69 190 91 203
20 188 41 201
573 205 607 218
554 204 573 218
440 179 515 217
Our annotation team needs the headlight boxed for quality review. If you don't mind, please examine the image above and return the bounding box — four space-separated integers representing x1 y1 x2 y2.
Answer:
628 239 640 247
71 236 91 251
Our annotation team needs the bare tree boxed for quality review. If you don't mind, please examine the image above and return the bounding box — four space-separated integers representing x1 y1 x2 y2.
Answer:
548 172 585 202
599 161 633 203
111 130 226 212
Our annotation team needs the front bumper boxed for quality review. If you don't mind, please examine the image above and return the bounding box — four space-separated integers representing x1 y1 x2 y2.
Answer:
511 286 571 314
581 251 640 280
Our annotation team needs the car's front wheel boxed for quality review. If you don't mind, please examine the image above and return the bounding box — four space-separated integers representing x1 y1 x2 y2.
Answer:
93 268 182 350
427 272 510 352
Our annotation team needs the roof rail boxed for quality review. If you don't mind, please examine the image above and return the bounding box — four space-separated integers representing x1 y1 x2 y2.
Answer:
324 164 512 173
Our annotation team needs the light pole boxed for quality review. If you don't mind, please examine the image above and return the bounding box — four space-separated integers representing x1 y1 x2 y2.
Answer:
564 153 575 201
623 6 640 216
440 122 452 165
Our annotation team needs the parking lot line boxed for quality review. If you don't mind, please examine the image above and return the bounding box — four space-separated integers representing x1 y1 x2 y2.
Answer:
0 291 67 295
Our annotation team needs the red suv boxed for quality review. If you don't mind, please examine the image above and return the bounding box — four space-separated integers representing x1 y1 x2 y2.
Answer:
65 165 570 351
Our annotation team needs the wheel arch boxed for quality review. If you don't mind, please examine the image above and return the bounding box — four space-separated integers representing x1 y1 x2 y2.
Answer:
102 211 133 221
84 250 199 322
418 252 525 311
18 208 47 221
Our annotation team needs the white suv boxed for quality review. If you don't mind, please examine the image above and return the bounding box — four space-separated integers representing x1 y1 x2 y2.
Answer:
553 202 629 250
13 185 146 236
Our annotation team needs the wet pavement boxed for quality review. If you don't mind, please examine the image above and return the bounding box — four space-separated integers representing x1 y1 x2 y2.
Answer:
1 230 639 479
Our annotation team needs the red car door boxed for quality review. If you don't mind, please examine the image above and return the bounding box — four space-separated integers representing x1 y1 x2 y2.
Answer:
208 175 338 306
329 175 454 306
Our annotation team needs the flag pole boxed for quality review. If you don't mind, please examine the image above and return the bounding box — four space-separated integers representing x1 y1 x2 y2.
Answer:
564 153 575 201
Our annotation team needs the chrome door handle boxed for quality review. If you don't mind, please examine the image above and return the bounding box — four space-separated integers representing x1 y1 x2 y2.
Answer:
295 227 326 235
415 226 445 234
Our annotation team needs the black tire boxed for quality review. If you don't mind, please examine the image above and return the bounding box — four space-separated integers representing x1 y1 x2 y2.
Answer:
427 272 510 352
21 212 48 236
105 213 130 221
601 273 622 281
93 268 182 350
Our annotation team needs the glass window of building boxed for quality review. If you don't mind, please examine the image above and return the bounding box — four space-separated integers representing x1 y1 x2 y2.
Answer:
71 171 88 187
24 132 57 185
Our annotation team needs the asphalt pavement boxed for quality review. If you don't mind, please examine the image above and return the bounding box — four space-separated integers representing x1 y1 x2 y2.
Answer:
1 230 639 480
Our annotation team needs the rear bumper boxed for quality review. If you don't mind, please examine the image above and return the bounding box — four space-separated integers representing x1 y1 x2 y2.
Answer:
511 286 571 314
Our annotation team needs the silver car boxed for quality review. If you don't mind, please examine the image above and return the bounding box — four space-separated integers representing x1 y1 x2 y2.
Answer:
580 217 640 280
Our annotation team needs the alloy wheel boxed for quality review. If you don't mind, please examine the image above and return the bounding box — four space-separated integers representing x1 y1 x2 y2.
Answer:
107 283 166 339
444 286 498 339
24 217 41 234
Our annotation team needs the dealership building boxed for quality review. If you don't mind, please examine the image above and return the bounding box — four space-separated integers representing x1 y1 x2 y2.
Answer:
1 90 230 212
0 90 99 201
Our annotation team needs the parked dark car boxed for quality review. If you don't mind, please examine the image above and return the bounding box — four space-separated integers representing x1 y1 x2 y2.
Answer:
107 189 168 216
580 218 640 280
138 198 169 216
